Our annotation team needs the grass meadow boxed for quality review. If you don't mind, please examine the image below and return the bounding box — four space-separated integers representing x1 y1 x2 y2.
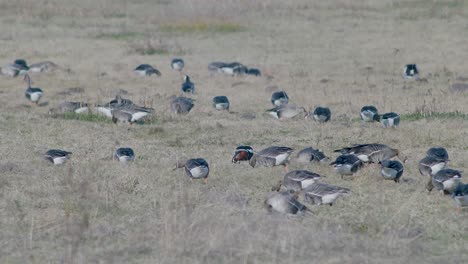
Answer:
0 0 467 263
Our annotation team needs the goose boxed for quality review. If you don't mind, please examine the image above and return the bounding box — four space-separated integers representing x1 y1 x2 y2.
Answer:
418 156 447 177
175 158 209 184
452 183 468 212
24 74 43 104
273 170 324 192
58 102 89 114
264 190 308 215
249 146 294 171
271 91 289 106
360 105 379 122
181 75 195 93
212 96 230 111
311 106 331 122
266 104 306 119
170 96 194 114
96 95 134 118
134 64 161 76
171 58 184 71
295 147 329 164
221 62 248 76
431 169 462 194
1 60 29 77
44 149 72 165
380 112 400 128
380 160 404 183
111 105 153 124
232 145 254 163
114 148 135 163
330 154 363 178
246 68 261 76
426 147 449 162
303 182 350 206
403 64 419 79
28 61 59 73
334 143 405 163
208 61 227 73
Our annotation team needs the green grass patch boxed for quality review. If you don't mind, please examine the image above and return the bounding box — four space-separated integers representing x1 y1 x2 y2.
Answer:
401 111 468 121
160 21 243 33
60 112 112 123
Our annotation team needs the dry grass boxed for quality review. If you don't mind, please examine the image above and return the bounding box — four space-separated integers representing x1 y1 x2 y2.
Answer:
1 0 468 263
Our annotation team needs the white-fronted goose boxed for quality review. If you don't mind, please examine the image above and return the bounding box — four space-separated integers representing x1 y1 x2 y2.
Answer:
271 91 289 106
431 169 462 194
249 146 294 171
134 64 161 76
303 182 350 206
232 145 254 163
334 143 405 163
176 158 209 184
330 154 363 178
170 96 194 114
360 105 379 122
213 96 230 111
24 74 43 104
44 149 72 165
275 170 324 191
295 147 329 164
380 160 404 183
264 190 308 215
114 148 135 163
171 58 184 71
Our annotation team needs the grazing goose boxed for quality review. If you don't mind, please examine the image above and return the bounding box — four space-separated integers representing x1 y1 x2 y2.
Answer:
264 190 308 215
330 154 363 178
212 96 230 111
221 62 248 76
171 58 184 71
111 105 153 124
271 91 289 106
431 169 462 194
175 158 209 184
334 143 405 163
274 170 323 191
1 60 29 77
246 68 261 76
380 112 400 128
181 75 195 93
426 147 449 162
96 95 134 118
295 147 329 164
114 148 135 163
24 74 43 104
360 105 379 122
266 104 306 119
28 61 59 73
452 183 468 212
208 61 226 73
403 64 419 79
380 160 404 183
134 64 161 76
418 156 447 177
44 149 72 165
249 146 294 171
311 106 331 122
232 145 254 163
170 96 194 114
303 182 350 206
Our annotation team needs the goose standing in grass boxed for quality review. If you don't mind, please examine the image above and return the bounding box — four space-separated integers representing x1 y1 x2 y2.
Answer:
330 154 363 178
264 190 308 215
181 75 195 93
249 146 294 171
426 147 449 162
28 61 59 73
171 58 184 71
175 158 209 184
453 183 468 212
44 149 72 165
380 160 404 183
403 64 419 79
170 96 194 114
273 170 324 192
271 91 289 106
360 105 379 122
303 182 350 206
380 112 400 128
24 74 43 104
334 143 405 163
431 169 462 194
311 106 331 122
266 104 306 119
114 148 135 163
134 64 161 76
295 147 329 164
419 155 448 191
246 68 261 76
212 96 230 111
232 145 254 163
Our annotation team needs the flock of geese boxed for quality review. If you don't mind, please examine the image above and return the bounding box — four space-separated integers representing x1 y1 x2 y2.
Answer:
1 58 467 214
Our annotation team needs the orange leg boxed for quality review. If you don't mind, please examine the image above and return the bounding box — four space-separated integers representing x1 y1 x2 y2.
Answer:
283 164 289 172
204 178 208 184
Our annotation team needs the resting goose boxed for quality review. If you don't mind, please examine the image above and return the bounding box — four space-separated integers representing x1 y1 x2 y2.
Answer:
170 96 194 114
295 147 329 164
171 58 184 71
249 146 294 171
24 74 43 104
44 149 72 165
303 182 350 206
181 75 195 93
311 106 331 122
266 104 306 119
431 169 462 194
114 148 135 163
271 91 289 106
232 145 254 163
360 105 379 122
380 112 400 128
264 190 308 215
134 64 161 76
175 158 209 184
330 154 363 178
334 143 405 163
380 160 404 183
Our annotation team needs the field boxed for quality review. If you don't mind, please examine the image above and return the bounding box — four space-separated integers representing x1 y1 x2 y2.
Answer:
1 0 468 263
